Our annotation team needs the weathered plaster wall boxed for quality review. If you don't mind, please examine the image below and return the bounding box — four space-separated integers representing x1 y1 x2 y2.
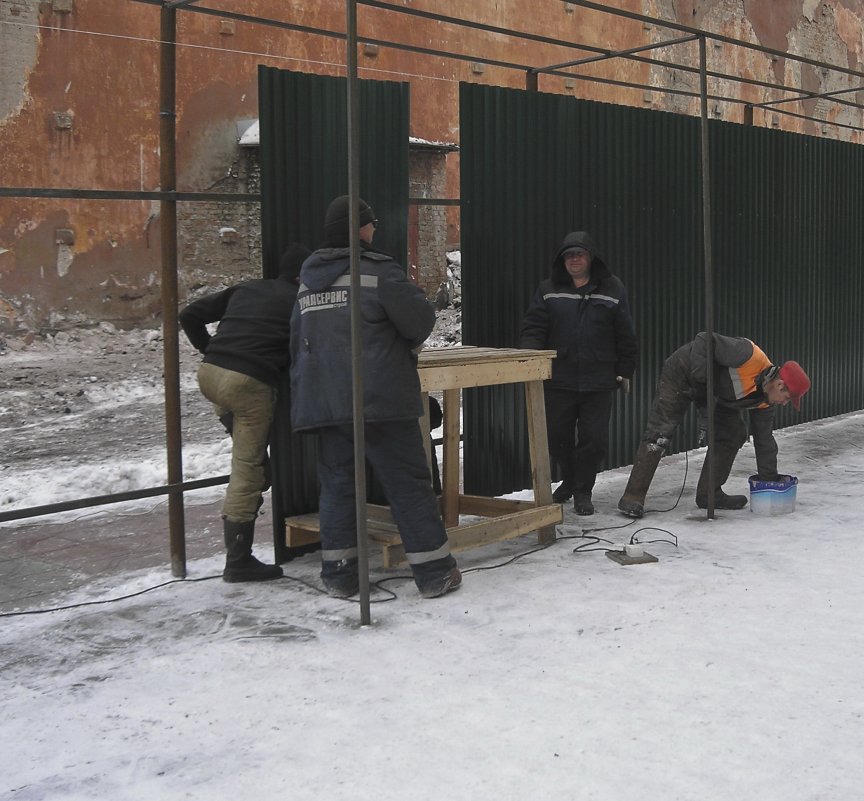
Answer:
1 0 863 333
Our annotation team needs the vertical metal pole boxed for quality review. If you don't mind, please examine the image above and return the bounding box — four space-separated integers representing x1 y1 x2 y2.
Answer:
346 0 371 625
743 104 754 126
526 70 538 91
160 6 187 575
699 35 716 520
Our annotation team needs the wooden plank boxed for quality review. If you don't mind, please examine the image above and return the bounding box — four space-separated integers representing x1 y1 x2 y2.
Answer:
419 346 556 366
285 514 322 531
446 505 563 552
458 494 539 516
373 504 562 567
442 387 461 526
418 357 553 391
524 379 556 544
286 528 321 548
379 542 406 569
419 391 433 479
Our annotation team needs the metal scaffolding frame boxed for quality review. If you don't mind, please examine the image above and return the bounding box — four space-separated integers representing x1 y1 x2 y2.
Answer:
3 1 864 610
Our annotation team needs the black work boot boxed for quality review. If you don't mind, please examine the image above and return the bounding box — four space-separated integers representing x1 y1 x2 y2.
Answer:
572 490 595 516
223 519 283 583
696 490 748 510
696 444 747 511
417 566 462 599
321 557 360 598
617 441 664 518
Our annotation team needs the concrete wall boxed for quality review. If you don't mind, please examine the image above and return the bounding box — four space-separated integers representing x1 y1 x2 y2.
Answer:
1 0 863 333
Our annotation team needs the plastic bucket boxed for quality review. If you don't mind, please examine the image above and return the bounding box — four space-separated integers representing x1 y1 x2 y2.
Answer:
748 474 798 516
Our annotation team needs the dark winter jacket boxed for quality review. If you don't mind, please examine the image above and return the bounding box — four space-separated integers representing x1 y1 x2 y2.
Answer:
289 245 435 431
671 332 779 479
178 277 298 387
685 332 776 410
519 232 637 392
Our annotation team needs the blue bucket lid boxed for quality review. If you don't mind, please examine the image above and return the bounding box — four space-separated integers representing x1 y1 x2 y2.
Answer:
748 474 798 490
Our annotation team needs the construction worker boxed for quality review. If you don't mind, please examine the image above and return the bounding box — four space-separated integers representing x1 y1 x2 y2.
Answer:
617 332 811 518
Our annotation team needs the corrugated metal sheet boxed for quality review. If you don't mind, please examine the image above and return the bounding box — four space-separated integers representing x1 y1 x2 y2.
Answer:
258 66 409 273
257 67 409 551
460 82 864 496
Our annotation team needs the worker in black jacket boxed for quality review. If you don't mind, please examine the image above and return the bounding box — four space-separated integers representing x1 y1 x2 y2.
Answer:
520 231 637 515
179 243 310 582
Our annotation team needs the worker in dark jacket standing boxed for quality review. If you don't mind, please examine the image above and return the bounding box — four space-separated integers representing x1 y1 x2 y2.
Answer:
520 231 637 515
179 243 310 582
617 332 811 518
290 195 460 600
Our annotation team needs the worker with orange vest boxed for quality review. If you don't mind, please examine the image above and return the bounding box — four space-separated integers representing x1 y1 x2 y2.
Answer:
617 332 811 518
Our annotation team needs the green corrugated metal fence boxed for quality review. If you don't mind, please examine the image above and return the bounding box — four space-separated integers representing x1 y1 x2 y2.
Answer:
460 82 864 497
257 67 409 556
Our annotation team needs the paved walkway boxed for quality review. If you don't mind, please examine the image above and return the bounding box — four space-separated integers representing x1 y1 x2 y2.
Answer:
0 497 278 614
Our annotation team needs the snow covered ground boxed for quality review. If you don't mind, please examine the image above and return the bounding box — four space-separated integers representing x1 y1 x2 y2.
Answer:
3 339 864 801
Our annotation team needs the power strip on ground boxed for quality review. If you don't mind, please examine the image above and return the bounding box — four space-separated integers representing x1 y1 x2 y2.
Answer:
606 543 658 565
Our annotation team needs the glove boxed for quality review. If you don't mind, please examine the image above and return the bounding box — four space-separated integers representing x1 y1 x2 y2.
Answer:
616 376 630 393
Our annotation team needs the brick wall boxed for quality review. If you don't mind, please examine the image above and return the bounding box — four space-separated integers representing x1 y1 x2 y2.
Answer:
178 147 453 304
408 148 450 299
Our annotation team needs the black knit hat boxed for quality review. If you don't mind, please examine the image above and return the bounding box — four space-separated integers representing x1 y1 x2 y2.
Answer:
323 195 376 247
278 242 311 283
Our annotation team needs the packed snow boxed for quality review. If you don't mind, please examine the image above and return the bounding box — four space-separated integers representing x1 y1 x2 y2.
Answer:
2 294 863 799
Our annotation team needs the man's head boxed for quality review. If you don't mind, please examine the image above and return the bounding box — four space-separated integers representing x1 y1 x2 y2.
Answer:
323 195 377 247
278 242 311 284
561 245 592 287
764 360 811 410
553 232 602 288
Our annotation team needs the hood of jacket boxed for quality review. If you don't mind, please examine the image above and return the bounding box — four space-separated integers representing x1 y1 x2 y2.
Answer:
299 244 396 292
549 231 611 286
298 247 352 292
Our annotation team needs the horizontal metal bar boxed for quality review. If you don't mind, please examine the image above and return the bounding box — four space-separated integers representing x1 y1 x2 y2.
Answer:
408 197 461 206
0 187 260 202
0 475 229 525
566 0 864 82
533 33 698 74
768 105 864 133
751 83 864 110
126 0 864 117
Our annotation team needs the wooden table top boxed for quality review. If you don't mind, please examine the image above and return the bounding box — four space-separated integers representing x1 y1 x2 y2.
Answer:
417 346 556 390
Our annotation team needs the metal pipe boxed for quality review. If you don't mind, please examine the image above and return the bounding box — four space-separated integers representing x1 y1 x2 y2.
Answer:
532 34 698 74
128 0 864 120
0 476 229 525
0 188 259 201
751 83 864 110
699 35 716 520
346 0 372 626
566 0 864 82
159 5 187 577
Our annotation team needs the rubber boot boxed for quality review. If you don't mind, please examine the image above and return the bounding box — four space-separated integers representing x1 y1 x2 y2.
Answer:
617 441 664 518
552 454 576 503
696 444 747 510
223 519 283 583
